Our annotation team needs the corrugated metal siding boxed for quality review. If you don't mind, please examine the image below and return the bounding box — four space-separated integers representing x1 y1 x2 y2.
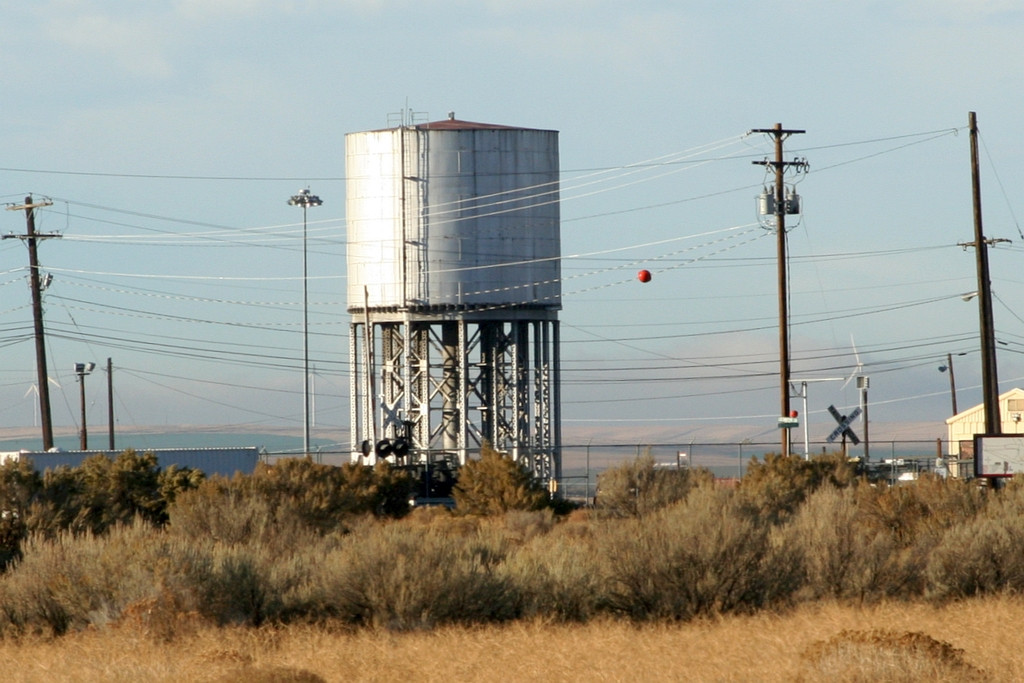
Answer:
0 447 260 477
346 122 560 313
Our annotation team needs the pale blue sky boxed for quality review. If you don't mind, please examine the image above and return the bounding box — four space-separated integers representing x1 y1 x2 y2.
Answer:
1 1 1022 446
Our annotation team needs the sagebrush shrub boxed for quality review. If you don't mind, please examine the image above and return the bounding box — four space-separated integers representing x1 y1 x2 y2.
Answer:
166 477 312 549
597 486 796 620
0 520 200 636
309 522 515 629
926 489 1024 600
502 519 603 621
595 454 710 518
739 452 856 524
783 484 908 602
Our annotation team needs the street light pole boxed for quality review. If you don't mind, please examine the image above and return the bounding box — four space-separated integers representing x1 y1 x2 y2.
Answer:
107 357 115 450
288 189 323 457
75 362 95 450
939 353 960 416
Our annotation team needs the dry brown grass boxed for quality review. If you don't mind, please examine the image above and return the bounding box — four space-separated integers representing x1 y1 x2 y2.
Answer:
2 596 1022 682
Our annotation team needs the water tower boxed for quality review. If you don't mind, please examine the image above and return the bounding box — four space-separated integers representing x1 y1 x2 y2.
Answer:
345 113 561 480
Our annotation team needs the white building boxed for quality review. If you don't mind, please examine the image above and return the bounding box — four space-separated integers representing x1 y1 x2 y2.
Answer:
945 387 1024 476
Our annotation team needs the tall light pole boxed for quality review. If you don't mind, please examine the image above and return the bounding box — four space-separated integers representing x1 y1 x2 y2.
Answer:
75 362 96 450
939 353 963 416
288 188 323 456
106 357 115 450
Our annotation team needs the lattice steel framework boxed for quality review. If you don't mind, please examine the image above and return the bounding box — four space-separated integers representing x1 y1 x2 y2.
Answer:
349 313 560 480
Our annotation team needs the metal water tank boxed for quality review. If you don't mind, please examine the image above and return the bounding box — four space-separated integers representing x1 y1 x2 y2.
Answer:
345 116 561 314
345 115 562 481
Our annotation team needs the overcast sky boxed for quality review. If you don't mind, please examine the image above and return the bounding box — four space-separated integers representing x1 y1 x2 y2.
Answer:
1 1 1022 449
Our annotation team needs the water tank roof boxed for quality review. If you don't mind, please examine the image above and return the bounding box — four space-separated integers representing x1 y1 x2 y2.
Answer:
415 118 549 131
358 116 556 134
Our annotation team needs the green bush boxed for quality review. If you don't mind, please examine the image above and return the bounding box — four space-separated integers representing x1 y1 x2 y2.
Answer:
452 444 548 515
0 458 41 568
25 450 202 539
249 458 415 526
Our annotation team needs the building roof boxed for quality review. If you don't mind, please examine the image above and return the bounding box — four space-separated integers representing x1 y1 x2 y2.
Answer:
945 387 1024 425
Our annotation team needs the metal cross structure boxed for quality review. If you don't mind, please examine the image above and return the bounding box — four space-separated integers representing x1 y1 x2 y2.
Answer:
827 405 862 451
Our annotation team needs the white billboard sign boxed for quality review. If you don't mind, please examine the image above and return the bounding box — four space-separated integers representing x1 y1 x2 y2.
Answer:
975 435 1024 477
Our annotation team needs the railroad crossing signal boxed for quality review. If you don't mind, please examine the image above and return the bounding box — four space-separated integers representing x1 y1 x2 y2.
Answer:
826 405 861 445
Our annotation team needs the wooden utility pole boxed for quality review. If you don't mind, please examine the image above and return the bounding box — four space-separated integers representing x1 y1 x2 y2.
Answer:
4 195 59 450
967 111 1003 435
752 124 807 457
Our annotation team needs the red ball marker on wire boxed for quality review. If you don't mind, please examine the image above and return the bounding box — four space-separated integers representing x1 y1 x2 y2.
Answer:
637 269 652 283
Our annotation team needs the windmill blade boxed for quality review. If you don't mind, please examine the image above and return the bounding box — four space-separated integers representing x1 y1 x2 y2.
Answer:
851 334 863 373
841 334 864 389
24 384 40 426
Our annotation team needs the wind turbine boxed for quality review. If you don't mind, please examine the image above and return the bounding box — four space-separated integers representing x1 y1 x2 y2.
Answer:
841 336 870 461
24 376 60 427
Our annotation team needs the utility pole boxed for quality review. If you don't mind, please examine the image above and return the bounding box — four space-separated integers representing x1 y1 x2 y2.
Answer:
752 124 807 457
961 112 1005 435
4 195 59 450
107 357 115 450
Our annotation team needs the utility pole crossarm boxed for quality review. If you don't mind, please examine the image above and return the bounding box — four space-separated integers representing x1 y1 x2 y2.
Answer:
5 199 54 212
958 238 1011 249
749 127 806 136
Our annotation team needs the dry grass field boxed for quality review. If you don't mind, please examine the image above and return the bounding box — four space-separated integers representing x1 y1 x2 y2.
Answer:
2 596 1020 682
